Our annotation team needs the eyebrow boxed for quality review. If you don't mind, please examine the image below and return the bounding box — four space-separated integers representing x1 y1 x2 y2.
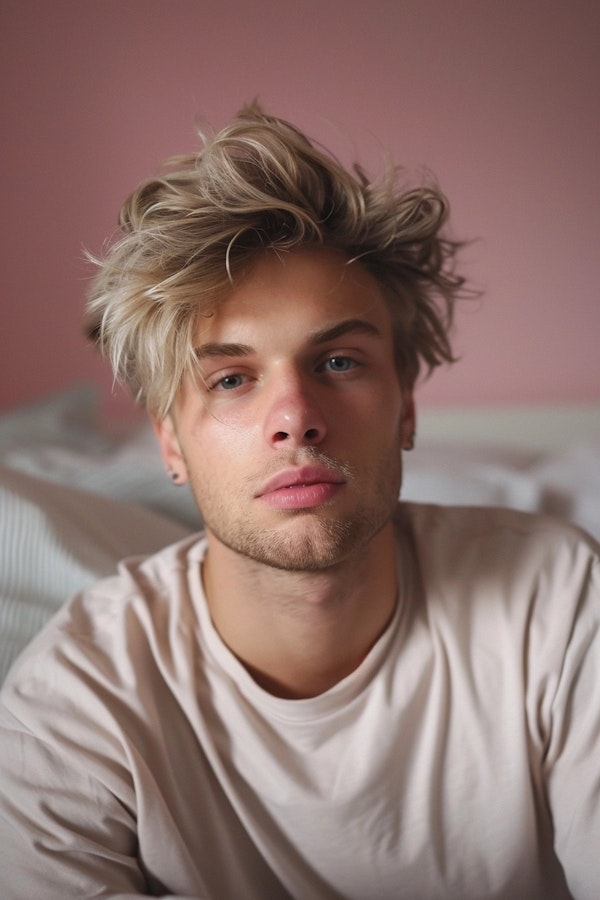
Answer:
311 317 382 345
194 341 253 362
194 318 383 362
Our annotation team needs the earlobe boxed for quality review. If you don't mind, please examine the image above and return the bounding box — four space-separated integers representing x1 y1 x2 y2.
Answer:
151 413 189 485
400 394 416 451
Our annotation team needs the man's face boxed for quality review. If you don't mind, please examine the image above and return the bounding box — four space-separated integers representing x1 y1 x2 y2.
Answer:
155 247 415 572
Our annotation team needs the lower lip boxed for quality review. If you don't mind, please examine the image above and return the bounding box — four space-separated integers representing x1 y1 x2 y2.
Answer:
259 482 343 509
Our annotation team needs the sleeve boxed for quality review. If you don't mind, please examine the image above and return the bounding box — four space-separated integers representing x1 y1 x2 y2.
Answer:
0 705 204 900
542 550 600 900
0 706 143 897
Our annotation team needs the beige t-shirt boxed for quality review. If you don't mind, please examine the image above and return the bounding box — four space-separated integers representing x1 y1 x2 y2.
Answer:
1 503 599 899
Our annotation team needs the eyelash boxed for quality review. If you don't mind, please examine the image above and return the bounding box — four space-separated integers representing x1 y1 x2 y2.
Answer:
205 354 360 393
207 373 250 392
321 355 357 373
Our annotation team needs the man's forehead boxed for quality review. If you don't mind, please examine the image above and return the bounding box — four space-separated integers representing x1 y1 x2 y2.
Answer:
192 246 390 345
193 317 384 360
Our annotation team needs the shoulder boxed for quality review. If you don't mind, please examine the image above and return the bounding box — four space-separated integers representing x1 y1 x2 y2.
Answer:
397 500 599 569
395 502 600 624
395 504 600 735
1 532 208 715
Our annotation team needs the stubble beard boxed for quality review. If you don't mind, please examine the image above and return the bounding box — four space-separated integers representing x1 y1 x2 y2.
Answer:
212 510 384 572
191 449 403 573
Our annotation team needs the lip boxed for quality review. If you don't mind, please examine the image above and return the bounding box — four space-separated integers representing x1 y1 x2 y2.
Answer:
257 465 346 495
256 465 346 510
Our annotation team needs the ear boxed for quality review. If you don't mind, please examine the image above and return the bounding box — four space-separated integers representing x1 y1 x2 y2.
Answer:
400 392 416 451
151 413 189 485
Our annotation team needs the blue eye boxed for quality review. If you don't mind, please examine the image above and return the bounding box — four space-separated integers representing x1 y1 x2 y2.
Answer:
215 374 245 391
325 356 355 372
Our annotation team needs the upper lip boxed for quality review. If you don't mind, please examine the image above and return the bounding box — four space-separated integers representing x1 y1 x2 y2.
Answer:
256 465 346 496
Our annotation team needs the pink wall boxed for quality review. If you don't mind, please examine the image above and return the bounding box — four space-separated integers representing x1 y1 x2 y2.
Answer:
1 0 599 418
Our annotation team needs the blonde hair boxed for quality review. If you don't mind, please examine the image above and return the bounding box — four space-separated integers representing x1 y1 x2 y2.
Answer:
86 103 465 418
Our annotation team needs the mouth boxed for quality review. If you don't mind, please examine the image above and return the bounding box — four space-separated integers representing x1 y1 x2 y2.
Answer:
256 466 346 510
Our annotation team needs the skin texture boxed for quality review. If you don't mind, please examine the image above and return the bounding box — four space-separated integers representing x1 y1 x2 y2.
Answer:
154 247 415 697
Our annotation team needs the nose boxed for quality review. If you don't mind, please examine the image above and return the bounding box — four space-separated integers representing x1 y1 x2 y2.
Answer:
263 369 327 448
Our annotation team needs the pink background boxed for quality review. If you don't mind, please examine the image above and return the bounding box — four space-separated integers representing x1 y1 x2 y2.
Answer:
1 0 598 419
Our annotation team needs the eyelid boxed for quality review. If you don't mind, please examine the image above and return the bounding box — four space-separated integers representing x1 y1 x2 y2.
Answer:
201 365 253 392
325 353 356 363
316 353 363 376
318 346 364 365
212 375 243 391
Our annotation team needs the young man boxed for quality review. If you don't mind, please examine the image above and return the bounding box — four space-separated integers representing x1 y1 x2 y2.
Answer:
0 106 598 899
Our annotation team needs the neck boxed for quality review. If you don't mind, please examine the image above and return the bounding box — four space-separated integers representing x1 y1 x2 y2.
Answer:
201 522 399 699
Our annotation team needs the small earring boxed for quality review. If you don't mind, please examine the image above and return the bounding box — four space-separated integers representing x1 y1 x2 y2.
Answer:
168 468 180 483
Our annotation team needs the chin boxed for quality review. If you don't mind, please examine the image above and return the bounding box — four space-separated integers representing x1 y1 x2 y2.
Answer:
211 508 391 572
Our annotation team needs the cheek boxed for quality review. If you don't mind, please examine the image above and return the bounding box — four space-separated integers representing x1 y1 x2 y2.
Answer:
180 411 258 483
194 390 265 442
337 416 404 473
354 393 405 438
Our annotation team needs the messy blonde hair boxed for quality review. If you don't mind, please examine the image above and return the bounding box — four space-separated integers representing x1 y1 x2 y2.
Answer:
86 103 465 419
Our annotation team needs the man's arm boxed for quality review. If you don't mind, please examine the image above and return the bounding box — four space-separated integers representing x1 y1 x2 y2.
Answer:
0 706 158 898
542 556 600 900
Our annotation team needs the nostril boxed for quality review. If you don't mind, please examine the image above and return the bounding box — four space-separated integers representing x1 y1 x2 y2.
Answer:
274 431 289 442
304 428 319 441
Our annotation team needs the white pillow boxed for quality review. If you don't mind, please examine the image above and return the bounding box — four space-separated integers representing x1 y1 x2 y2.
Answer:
0 384 107 455
0 464 190 684
402 442 542 512
529 440 600 540
1 388 202 530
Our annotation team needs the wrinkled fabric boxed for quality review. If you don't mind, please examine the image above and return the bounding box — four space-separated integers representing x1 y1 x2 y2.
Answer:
0 503 599 899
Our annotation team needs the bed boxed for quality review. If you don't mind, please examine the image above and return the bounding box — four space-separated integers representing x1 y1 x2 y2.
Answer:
1 384 599 684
